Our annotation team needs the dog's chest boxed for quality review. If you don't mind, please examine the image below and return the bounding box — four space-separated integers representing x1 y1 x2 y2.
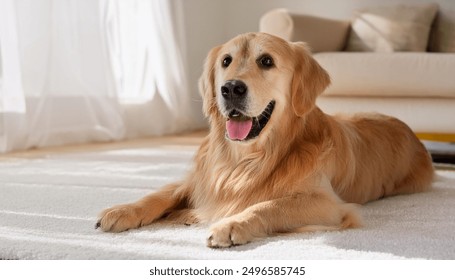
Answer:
192 160 269 221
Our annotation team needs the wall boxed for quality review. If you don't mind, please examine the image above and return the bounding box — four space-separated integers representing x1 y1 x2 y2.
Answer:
178 0 225 127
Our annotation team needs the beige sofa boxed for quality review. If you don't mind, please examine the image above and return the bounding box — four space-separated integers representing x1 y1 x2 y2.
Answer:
260 1 455 141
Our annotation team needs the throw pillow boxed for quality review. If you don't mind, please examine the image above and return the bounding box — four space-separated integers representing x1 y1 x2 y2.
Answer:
346 3 439 52
429 9 455 52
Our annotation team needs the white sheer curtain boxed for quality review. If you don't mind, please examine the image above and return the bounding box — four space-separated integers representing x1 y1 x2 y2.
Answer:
0 0 195 153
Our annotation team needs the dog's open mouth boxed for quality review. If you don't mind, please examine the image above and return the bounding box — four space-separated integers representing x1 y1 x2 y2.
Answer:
225 100 275 141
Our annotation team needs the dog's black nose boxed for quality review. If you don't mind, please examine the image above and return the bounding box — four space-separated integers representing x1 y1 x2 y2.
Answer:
221 80 248 100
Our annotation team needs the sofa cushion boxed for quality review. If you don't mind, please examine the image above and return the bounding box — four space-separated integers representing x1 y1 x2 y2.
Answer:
259 9 350 52
317 96 455 134
346 3 438 52
314 52 455 98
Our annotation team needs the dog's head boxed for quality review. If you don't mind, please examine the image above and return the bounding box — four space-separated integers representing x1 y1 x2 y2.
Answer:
199 32 330 143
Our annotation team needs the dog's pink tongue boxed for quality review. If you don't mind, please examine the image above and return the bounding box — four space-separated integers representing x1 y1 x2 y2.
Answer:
226 119 253 140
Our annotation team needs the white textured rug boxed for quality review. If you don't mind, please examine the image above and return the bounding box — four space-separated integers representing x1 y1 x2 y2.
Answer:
1 144 454 260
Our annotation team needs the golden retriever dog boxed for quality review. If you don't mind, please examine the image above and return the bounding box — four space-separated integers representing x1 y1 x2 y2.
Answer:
97 32 434 248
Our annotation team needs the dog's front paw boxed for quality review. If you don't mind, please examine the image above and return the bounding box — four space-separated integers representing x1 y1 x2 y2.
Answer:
96 204 143 232
207 219 254 248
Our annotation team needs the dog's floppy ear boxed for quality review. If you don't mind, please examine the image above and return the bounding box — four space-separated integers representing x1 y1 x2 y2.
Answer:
198 45 222 117
291 42 330 117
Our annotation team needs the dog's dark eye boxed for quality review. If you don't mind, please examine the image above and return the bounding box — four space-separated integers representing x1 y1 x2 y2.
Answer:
222 56 232 68
258 55 274 69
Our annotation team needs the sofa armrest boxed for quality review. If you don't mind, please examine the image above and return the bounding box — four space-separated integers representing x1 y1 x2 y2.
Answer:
259 9 351 52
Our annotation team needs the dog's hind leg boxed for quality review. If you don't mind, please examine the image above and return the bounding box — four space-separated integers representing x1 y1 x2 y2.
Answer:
389 145 434 196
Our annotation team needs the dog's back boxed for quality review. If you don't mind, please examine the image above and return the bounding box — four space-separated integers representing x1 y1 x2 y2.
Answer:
326 112 434 204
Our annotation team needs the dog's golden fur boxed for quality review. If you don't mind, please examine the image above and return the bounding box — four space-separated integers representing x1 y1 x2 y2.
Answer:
97 33 434 248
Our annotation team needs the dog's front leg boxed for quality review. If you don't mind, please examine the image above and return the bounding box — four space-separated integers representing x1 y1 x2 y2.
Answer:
96 182 187 232
207 189 361 248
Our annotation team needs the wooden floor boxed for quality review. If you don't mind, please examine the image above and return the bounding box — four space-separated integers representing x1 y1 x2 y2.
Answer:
0 129 208 160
